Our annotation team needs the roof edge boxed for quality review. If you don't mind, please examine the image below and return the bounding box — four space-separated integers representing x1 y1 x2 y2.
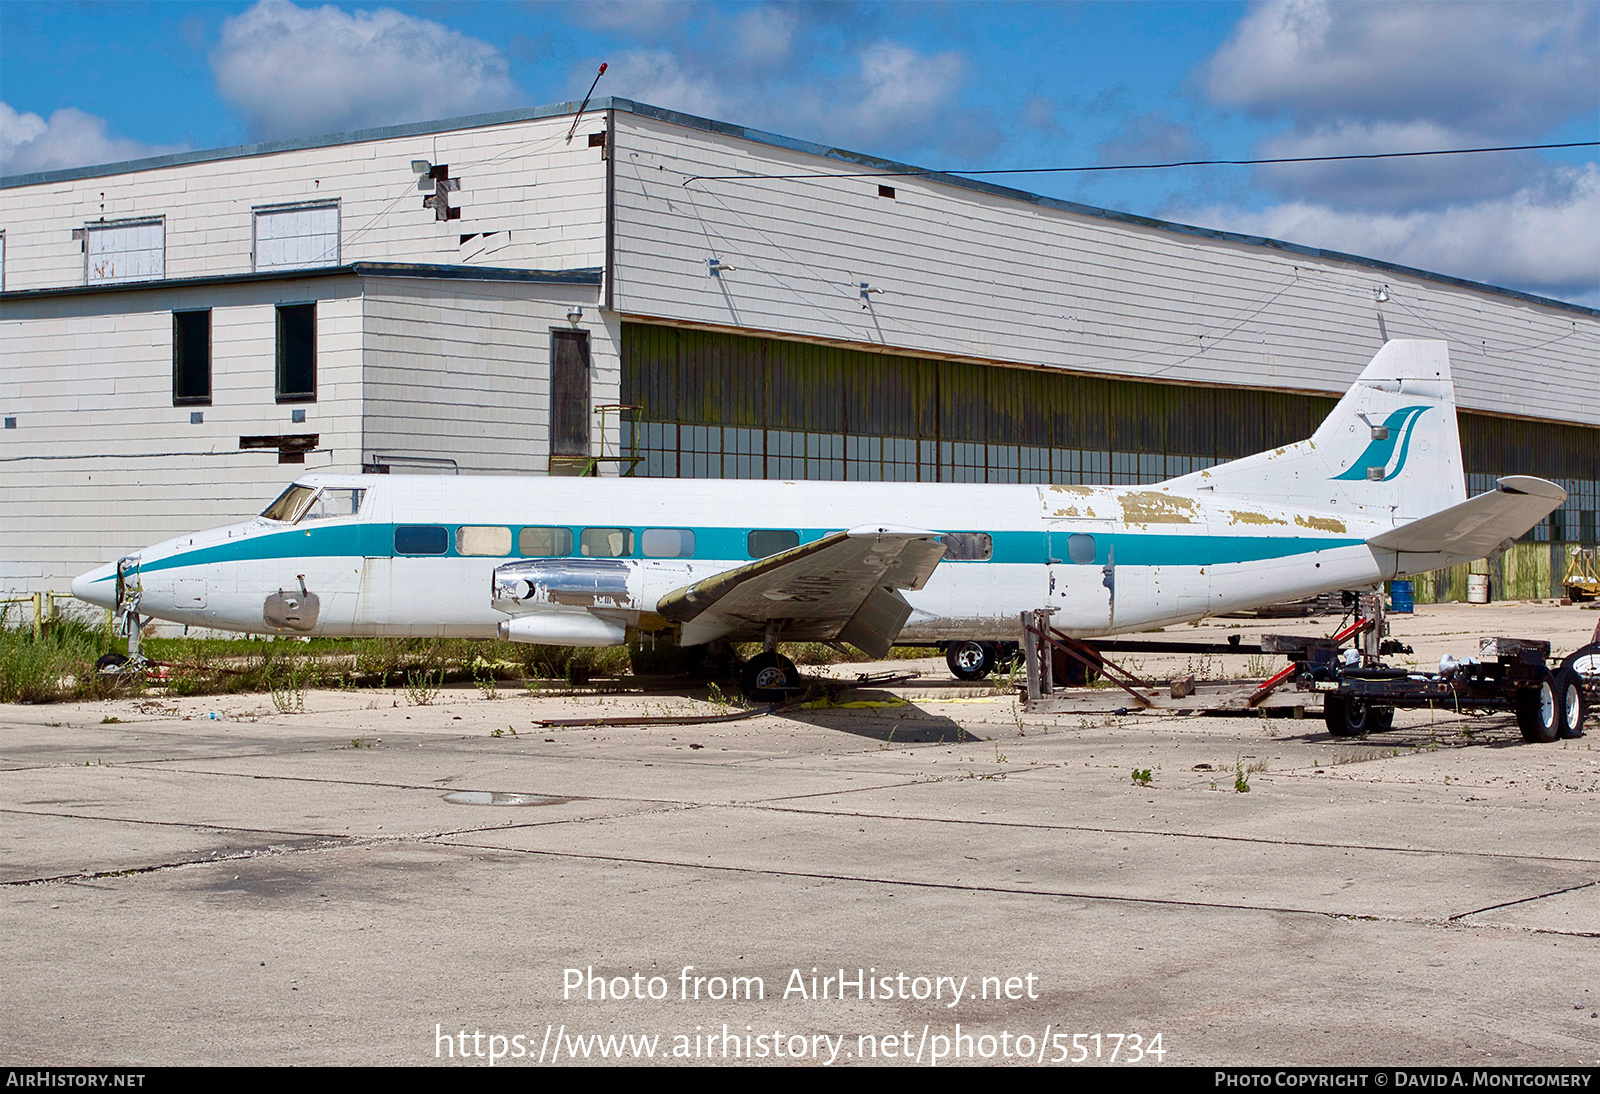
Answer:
3 96 1593 318
0 263 603 302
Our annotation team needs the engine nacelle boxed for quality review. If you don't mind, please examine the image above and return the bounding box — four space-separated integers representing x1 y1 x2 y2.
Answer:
496 612 627 647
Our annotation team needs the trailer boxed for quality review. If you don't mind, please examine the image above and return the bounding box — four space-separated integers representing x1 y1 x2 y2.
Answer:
1285 625 1597 743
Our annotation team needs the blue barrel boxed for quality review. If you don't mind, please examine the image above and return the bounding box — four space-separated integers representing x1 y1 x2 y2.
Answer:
1389 580 1414 613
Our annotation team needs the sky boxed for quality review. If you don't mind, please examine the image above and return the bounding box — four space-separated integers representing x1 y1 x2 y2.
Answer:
2 0 1596 306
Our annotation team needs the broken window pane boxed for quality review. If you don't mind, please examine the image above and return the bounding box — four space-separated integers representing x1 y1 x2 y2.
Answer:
939 532 993 561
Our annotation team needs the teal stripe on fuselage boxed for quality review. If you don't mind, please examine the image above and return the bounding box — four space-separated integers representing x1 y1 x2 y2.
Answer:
120 521 1367 579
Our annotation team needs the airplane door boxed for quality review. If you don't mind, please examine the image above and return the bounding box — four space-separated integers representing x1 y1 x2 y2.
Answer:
1047 522 1115 633
355 555 392 633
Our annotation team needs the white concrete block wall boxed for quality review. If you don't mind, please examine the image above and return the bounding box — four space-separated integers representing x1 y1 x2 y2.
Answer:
1 277 365 593
359 278 618 475
609 112 1599 428
0 112 607 292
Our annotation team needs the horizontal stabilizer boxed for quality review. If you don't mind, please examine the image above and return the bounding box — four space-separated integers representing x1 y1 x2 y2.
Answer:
1367 476 1566 565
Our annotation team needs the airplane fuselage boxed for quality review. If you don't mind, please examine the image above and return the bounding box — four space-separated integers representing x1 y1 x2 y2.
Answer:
72 473 1400 643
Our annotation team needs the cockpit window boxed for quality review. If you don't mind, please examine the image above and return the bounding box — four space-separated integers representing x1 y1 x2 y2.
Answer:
260 485 316 523
300 488 365 522
259 485 364 524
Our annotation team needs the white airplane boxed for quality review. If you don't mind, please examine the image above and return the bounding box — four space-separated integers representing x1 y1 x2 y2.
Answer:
72 340 1564 698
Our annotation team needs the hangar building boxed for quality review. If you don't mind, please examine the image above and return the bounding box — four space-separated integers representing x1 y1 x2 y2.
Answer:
2 98 1596 605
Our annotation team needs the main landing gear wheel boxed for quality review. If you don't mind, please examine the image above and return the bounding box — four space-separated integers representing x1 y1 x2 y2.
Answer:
945 641 995 681
740 652 801 702
1516 669 1562 743
1324 696 1393 737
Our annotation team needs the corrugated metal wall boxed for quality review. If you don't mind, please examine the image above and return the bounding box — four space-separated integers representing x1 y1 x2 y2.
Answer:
620 323 1597 544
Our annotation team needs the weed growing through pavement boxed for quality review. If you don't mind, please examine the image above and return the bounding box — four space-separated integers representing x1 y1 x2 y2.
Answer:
405 668 443 706
1234 757 1251 793
1131 768 1153 787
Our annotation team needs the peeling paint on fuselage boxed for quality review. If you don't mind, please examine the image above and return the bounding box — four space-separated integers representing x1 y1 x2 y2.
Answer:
1119 490 1200 525
1227 509 1289 526
1295 513 1348 534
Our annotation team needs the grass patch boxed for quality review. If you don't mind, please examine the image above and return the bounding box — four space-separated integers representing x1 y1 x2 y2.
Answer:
0 606 120 704
1 613 636 705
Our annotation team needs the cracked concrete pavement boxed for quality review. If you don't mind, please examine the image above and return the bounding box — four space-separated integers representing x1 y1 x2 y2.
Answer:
3 602 1598 1066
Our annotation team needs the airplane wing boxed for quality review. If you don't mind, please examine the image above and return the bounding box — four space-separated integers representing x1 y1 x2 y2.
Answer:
656 525 948 657
1367 475 1566 570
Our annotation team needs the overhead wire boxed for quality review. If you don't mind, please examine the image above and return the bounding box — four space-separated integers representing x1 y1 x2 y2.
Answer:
683 141 1600 187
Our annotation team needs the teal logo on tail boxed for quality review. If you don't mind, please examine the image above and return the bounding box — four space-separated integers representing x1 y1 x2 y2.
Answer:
1331 406 1431 482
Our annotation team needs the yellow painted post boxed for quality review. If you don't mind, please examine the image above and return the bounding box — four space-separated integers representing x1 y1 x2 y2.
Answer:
32 592 42 641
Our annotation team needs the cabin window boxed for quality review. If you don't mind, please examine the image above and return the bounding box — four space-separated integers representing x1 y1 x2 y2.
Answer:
1067 533 1097 565
457 526 512 556
260 484 316 523
395 525 449 555
84 218 164 283
172 310 211 406
300 488 364 521
518 526 574 557
276 303 316 402
642 528 695 558
580 527 634 558
254 203 340 271
748 529 799 558
939 532 992 561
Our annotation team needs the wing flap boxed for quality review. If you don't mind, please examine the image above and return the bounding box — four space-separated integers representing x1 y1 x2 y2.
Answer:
658 525 947 653
1368 476 1566 561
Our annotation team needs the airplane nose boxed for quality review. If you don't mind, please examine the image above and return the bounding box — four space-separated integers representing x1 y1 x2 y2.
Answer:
71 563 117 609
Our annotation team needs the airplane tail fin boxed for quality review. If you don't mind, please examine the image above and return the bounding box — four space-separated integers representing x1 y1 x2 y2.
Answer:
1160 340 1466 522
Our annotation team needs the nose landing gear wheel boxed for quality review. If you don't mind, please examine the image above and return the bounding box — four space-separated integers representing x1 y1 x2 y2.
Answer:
945 641 994 681
740 652 801 702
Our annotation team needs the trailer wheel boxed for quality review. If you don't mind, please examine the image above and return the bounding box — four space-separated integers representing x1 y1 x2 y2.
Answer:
1516 670 1562 743
1553 667 1586 739
740 652 801 702
1324 696 1385 737
945 641 994 681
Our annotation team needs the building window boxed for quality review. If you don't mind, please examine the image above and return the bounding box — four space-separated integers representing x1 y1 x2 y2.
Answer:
84 218 164 283
276 303 316 402
550 329 590 457
172 310 211 406
254 203 340 271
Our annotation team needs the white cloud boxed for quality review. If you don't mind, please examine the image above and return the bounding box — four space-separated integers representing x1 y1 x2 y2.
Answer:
605 36 984 160
1171 165 1600 304
0 102 185 176
606 49 734 121
1207 0 1598 135
210 0 522 140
